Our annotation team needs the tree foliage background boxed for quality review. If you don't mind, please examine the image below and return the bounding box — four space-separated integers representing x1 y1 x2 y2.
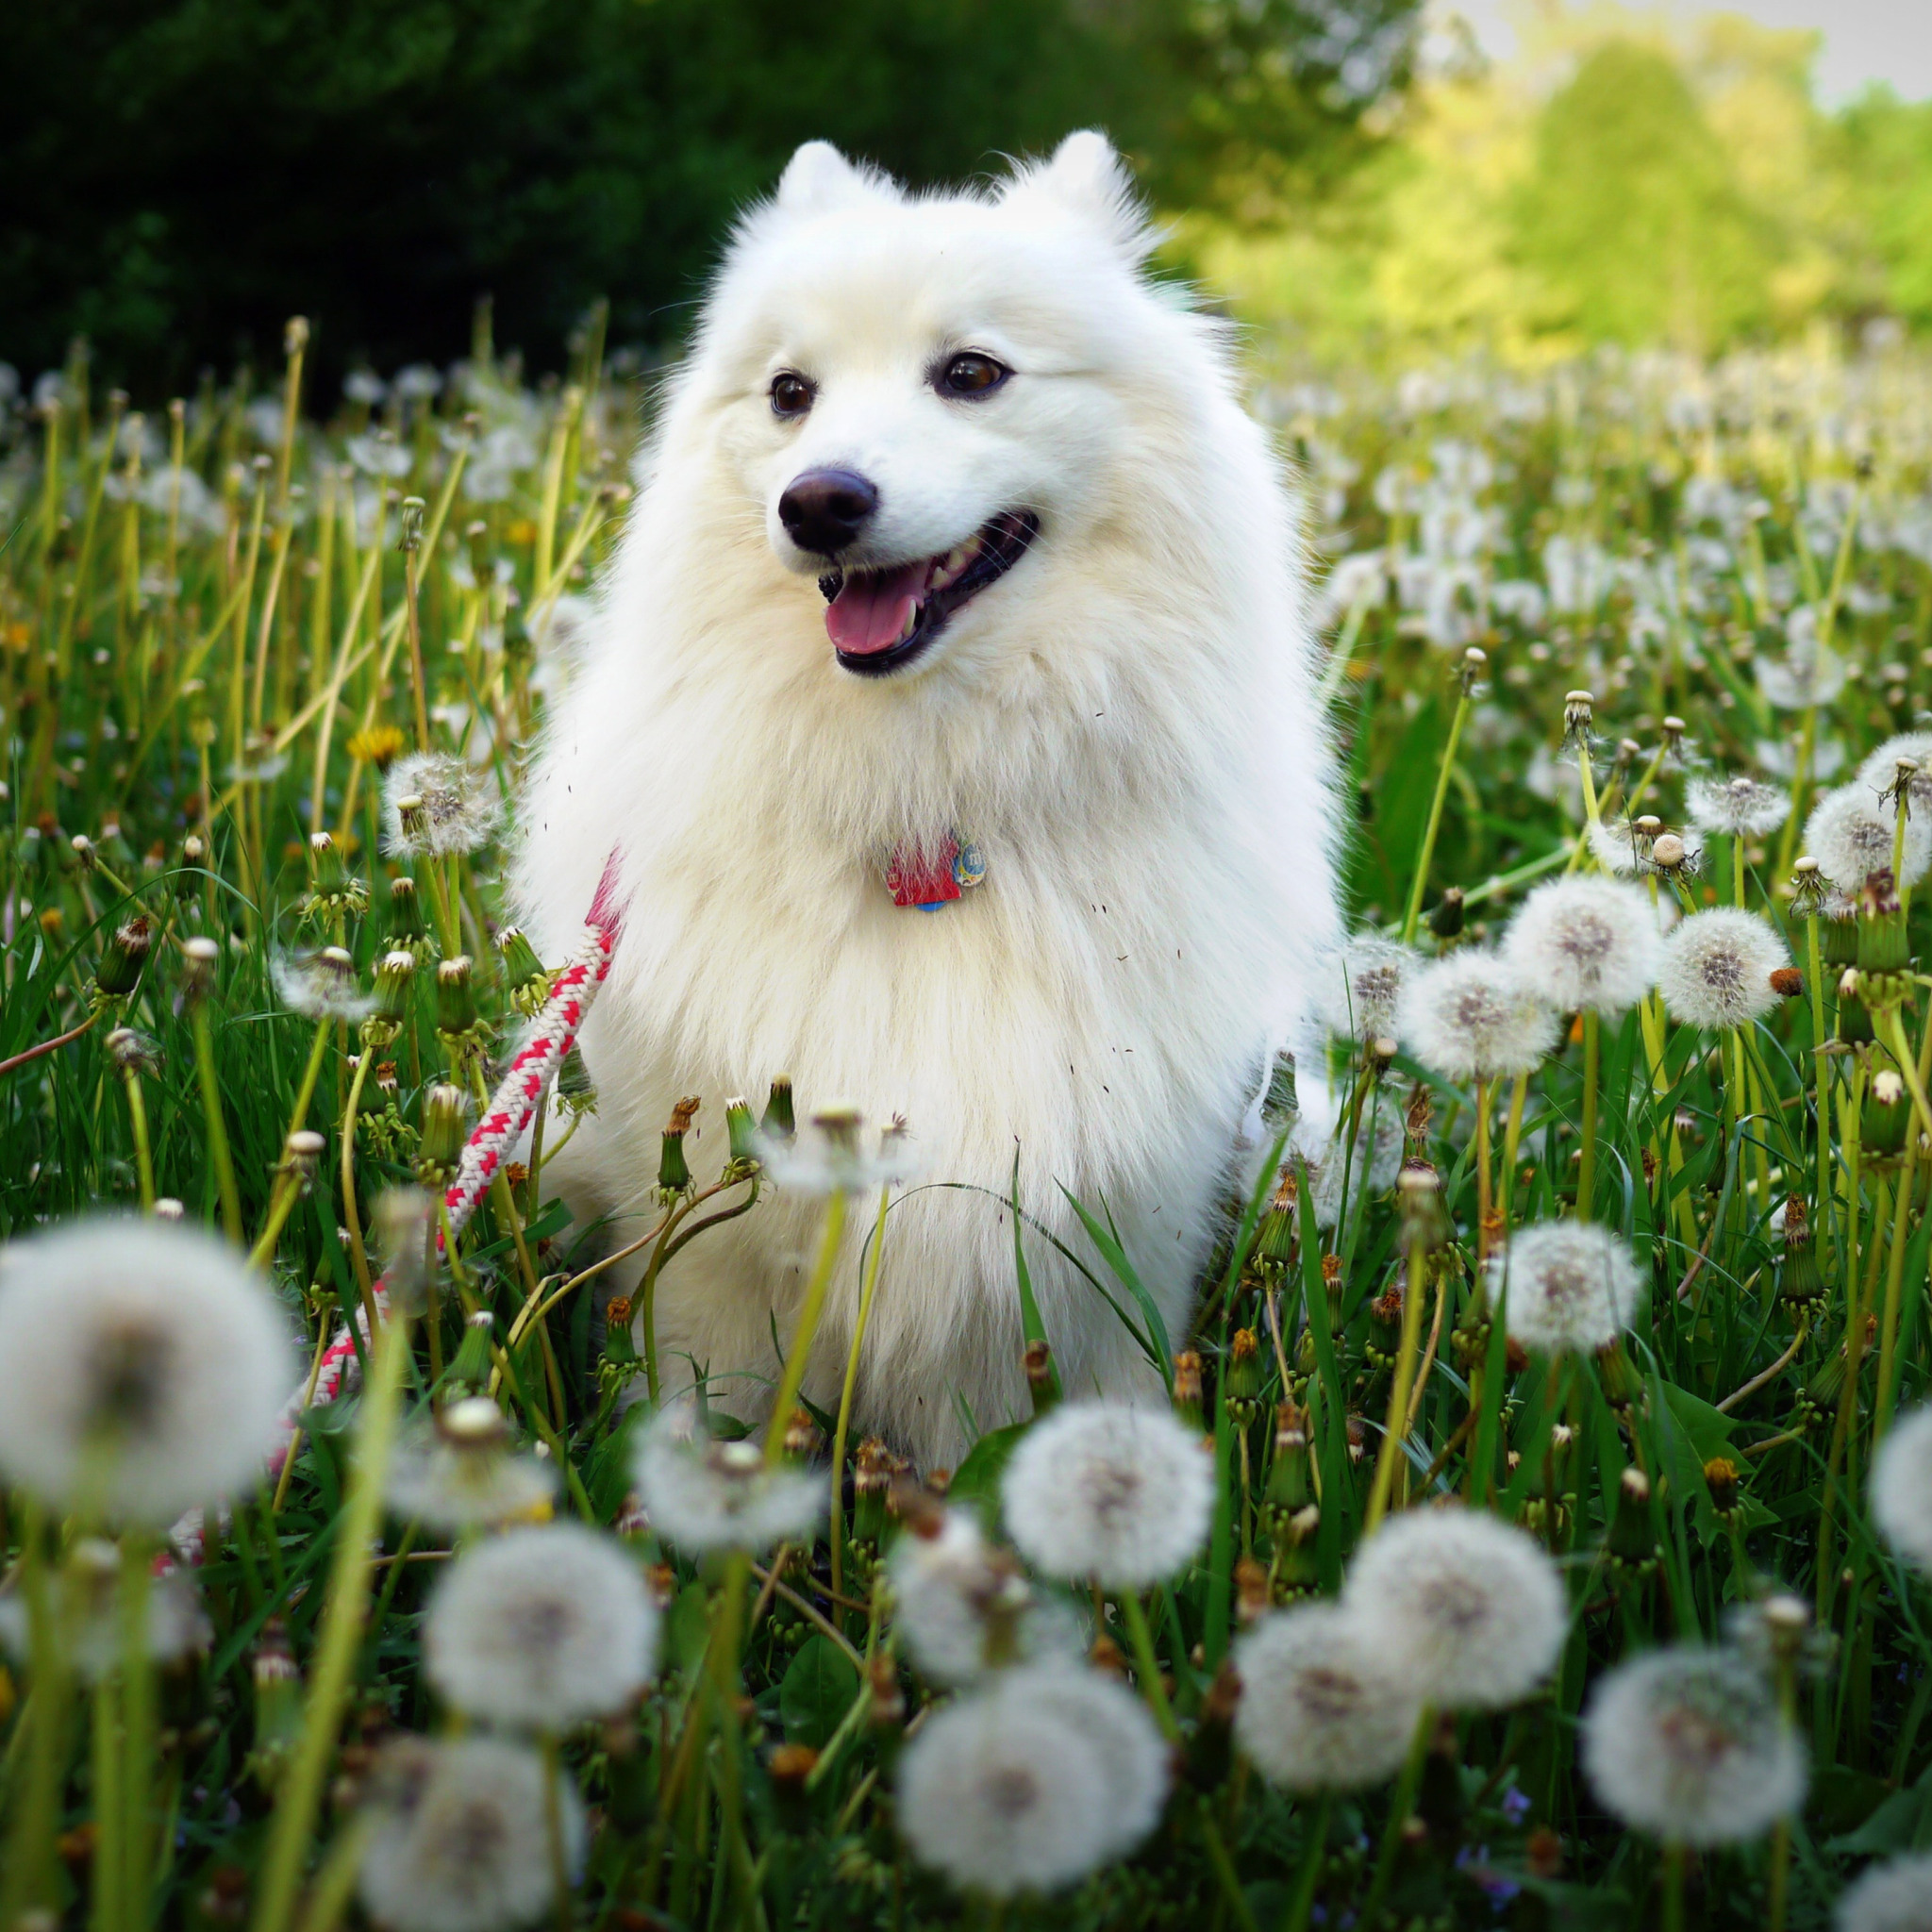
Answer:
2 0 1416 392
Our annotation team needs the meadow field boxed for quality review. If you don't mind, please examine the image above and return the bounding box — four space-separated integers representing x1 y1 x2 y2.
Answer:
1 320 1930 1932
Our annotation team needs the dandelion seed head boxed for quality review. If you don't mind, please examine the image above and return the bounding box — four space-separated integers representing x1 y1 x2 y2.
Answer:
1397 950 1559 1084
387 1401 557 1532
1807 783 1932 891
887 1510 1079 1686
358 1736 583 1932
1345 1507 1567 1709
754 1106 920 1195
425 1522 658 1730
632 1404 822 1554
1503 877 1660 1015
1657 908 1790 1030
1871 1405 1932 1575
0 1538 208 1682
1835 1853 1932 1932
272 945 374 1022
896 1666 1159 1895
1234 1601 1424 1790
1290 1108 1404 1229
1686 774 1791 839
382 752 502 858
0 1219 293 1524
1582 1646 1806 1846
1314 935 1418 1041
1858 734 1932 816
1757 646 1846 712
1002 1401 1214 1589
1492 1220 1645 1356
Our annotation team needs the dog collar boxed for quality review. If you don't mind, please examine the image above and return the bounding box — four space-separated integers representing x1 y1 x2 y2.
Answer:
886 834 987 910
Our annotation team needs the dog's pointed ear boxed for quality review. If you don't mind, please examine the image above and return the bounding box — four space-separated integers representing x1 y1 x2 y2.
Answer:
1001 131 1149 257
776 142 896 215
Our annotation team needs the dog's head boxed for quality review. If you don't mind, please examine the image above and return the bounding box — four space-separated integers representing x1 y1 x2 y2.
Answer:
680 132 1203 681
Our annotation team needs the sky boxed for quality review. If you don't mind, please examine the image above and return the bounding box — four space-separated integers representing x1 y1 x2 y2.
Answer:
1433 0 1932 102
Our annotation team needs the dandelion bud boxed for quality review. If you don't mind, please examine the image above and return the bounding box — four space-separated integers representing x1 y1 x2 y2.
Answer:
867 1652 905 1732
1607 1466 1658 1574
1840 965 1862 1003
1235 1556 1271 1624
284 315 309 357
1172 1350 1204 1431
1562 689 1595 742
1769 966 1803 998
155 1198 185 1222
417 1085 470 1186
397 495 425 553
1660 714 1688 759
95 912 154 998
724 1095 758 1167
1398 1164 1446 1250
307 831 343 891
658 1095 698 1197
1458 645 1487 696
446 1316 496 1394
760 1074 796 1143
555 1042 597 1117
1704 1456 1741 1519
1651 832 1686 871
1633 814 1662 841
494 924 549 1015
1867 1067 1911 1156
1023 1337 1058 1413
395 794 429 847
1226 1327 1261 1425
281 1130 325 1189
435 952 479 1035
248 1620 303 1792
384 874 428 953
178 934 220 1011
767 1742 819 1832
374 1186 436 1314
105 1026 161 1076
1427 885 1465 939
853 1436 896 1542
366 949 417 1040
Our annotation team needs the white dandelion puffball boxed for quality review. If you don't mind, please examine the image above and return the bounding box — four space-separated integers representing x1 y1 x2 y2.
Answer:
358 1736 583 1932
1002 1401 1214 1589
0 1219 293 1524
1492 1220 1645 1357
1503 876 1660 1016
1234 1601 1424 1790
1581 1646 1807 1847
1685 774 1791 839
386 1404 557 1532
1344 1507 1567 1710
632 1405 822 1554
1314 935 1417 1041
271 946 374 1023
1871 1406 1932 1574
0 1539 208 1683
1397 949 1559 1085
1657 908 1790 1031
888 1510 1079 1686
1857 732 1932 814
1807 782 1932 891
425 1523 658 1730
1837 1853 1932 1932
896 1670 1148 1895
1009 1665 1172 1860
1757 644 1846 712
382 750 502 858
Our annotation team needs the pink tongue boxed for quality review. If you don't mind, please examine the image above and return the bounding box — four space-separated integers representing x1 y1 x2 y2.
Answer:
826 562 926 655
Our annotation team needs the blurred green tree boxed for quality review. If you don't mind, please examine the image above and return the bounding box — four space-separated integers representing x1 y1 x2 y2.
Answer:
1507 41 1777 351
1834 89 1932 329
1 0 1416 393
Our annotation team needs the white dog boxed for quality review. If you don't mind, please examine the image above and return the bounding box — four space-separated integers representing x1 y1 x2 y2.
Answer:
516 132 1341 1464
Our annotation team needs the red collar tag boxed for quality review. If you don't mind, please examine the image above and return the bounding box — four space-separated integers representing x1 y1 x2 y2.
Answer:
886 835 986 910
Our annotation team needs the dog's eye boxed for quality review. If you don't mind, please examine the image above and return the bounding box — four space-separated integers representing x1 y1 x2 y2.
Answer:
769 373 814 419
937 353 1008 399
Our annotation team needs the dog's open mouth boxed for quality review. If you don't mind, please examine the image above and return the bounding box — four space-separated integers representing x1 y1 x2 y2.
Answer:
818 510 1039 675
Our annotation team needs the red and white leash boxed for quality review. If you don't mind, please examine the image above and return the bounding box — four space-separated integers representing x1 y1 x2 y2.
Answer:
167 853 626 1565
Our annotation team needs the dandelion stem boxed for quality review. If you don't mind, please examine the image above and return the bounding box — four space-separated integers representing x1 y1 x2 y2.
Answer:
1360 1704 1434 1927
540 1734 572 1932
1117 1590 1180 1745
1578 1010 1601 1219
1662 1840 1688 1932
1365 1227 1428 1532
1401 682 1473 945
248 1308 410 1932
0 1504 71 1927
0 1006 101 1078
119 1062 155 1211
339 1050 378 1330
90 1674 123 1932
287 1817 374 1932
764 1189 849 1466
119 1532 158 1932
830 1183 891 1599
1280 1790 1332 1932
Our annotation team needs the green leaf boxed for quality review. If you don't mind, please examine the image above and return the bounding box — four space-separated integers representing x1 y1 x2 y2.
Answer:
780 1635 861 1750
945 1421 1030 1523
1058 1184 1173 1389
666 1581 712 1674
1011 1147 1059 1407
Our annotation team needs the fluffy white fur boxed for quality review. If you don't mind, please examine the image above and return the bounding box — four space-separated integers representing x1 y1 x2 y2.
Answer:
516 132 1341 1463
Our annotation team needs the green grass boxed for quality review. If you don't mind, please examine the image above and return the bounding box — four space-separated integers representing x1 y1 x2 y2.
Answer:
0 324 1929 1931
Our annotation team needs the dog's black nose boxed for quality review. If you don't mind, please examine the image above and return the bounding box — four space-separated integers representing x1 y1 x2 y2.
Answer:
778 468 878 556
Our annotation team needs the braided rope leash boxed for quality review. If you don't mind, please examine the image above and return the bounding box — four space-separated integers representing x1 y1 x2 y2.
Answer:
166 854 627 1567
